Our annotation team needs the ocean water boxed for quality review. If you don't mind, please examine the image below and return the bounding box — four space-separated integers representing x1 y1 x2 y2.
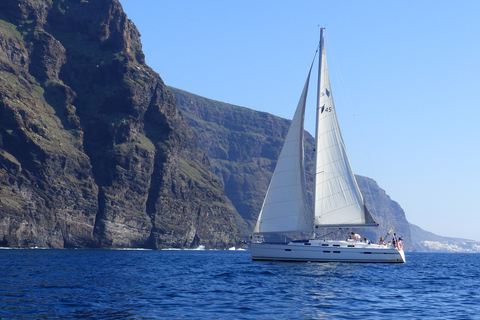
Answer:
1 249 479 319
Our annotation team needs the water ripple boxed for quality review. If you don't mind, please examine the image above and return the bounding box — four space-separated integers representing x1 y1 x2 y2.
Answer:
1 250 480 319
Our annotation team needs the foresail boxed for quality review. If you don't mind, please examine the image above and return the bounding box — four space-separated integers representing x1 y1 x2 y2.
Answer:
253 66 313 234
314 28 377 228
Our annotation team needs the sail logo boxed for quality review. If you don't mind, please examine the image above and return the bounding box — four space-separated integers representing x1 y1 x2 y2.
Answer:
321 104 332 114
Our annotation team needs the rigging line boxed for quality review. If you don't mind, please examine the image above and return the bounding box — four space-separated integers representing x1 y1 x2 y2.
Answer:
310 42 319 72
315 229 337 240
309 25 321 70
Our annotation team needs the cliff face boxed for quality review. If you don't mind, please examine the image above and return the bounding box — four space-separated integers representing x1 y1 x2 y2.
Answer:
171 87 413 250
0 0 242 249
170 88 291 231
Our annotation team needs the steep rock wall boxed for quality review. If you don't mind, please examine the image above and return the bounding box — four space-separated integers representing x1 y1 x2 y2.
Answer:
172 87 412 249
0 0 243 249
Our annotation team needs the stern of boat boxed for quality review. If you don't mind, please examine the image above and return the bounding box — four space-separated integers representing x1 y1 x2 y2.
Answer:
397 248 406 263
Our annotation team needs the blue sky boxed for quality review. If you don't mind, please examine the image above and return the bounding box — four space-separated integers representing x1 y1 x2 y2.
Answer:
120 0 480 241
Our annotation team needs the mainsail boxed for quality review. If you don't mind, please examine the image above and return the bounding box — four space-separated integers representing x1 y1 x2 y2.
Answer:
313 28 377 228
253 64 314 234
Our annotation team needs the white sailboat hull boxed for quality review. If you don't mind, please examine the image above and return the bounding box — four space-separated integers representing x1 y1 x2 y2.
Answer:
251 240 405 263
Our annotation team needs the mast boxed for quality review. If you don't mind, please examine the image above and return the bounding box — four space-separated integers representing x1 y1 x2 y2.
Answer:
312 27 325 238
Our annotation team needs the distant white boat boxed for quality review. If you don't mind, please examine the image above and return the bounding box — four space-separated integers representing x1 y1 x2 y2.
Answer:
228 247 247 251
250 28 405 263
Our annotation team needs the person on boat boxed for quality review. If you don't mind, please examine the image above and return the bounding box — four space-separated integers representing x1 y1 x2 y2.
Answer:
379 237 385 245
353 233 361 241
364 237 370 244
397 237 404 250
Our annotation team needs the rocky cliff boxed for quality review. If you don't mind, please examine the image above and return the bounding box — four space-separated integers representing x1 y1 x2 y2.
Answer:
0 0 243 249
170 87 305 231
171 87 413 250
171 87 480 252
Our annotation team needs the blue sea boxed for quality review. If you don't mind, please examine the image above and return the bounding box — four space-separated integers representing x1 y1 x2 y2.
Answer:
1 249 479 319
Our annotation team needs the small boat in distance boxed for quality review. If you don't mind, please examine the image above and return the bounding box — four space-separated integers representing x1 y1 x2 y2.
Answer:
250 28 405 263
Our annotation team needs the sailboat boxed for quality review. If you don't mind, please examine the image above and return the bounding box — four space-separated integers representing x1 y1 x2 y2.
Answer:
250 28 405 263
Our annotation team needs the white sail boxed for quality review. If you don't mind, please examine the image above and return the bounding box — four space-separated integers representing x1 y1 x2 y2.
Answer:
313 28 377 227
253 65 314 234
